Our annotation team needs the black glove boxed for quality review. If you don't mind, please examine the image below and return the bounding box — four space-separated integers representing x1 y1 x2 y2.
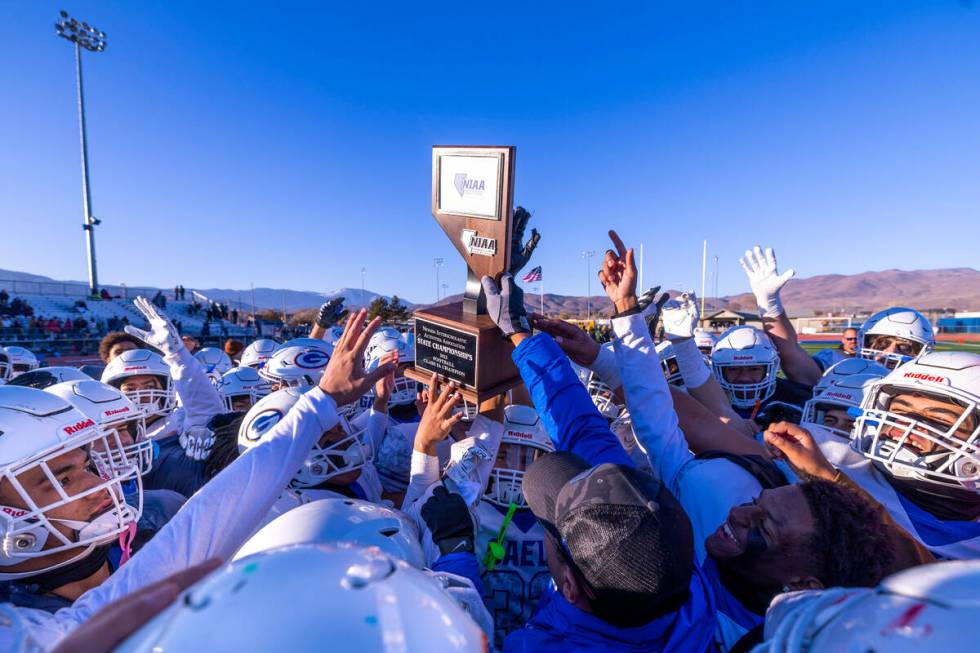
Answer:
626 286 670 336
480 274 530 338
421 485 475 555
508 206 541 275
316 297 348 329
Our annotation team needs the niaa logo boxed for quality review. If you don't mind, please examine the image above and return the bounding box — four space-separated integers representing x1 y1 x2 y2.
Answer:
453 173 485 198
247 409 283 441
294 350 330 369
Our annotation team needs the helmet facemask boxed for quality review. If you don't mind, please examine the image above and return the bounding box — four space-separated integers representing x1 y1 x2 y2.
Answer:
117 375 176 421
859 334 927 370
587 378 622 420
485 439 549 508
290 418 372 489
714 361 778 409
0 426 141 578
92 414 154 476
854 385 980 491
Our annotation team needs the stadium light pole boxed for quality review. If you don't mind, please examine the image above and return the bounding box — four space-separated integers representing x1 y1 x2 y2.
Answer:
582 250 595 321
433 258 445 302
55 10 106 297
360 267 366 305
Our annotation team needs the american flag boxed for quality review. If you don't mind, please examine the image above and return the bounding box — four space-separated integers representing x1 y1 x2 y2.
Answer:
522 266 542 283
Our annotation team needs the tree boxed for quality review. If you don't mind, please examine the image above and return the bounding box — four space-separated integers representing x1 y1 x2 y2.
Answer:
387 296 410 324
367 297 390 322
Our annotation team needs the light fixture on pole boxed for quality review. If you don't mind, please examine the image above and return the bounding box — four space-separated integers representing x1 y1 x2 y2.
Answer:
433 258 445 301
55 10 106 297
582 250 595 321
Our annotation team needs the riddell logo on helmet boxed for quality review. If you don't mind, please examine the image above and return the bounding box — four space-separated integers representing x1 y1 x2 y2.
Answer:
123 365 148 372
506 430 534 440
104 407 130 417
1 506 28 518
903 372 946 383
733 355 754 361
824 391 852 400
63 418 96 435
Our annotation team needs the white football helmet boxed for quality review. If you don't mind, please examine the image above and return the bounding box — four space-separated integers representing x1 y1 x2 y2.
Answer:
801 359 890 438
217 366 272 412
3 347 39 379
6 365 91 390
101 349 176 420
46 380 153 476
486 404 554 508
693 328 717 355
194 347 233 385
711 326 780 409
812 358 891 395
0 387 141 579
655 340 684 387
857 307 935 369
239 339 279 369
323 325 347 347
259 345 330 389
853 351 980 492
282 337 334 353
114 544 486 653
755 560 980 653
238 387 372 488
234 498 425 567
363 327 416 407
0 350 10 383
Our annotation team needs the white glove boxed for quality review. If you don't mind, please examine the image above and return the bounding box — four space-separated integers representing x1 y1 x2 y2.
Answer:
739 246 795 318
661 292 699 340
124 296 185 356
180 425 215 461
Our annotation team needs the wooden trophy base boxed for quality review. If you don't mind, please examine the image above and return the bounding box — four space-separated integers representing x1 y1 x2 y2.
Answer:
406 301 521 404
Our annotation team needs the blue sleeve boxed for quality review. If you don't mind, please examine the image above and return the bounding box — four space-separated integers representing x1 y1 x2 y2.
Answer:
432 551 484 595
512 333 633 467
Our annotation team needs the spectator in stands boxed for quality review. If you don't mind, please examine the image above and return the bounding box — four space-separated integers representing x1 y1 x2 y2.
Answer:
47 318 61 336
231 308 239 324
182 335 201 354
174 285 180 301
100 288 112 300
202 320 211 338
72 316 88 333
0 288 7 306
62 317 73 333
98 331 146 364
152 290 167 309
224 338 244 363
74 299 88 312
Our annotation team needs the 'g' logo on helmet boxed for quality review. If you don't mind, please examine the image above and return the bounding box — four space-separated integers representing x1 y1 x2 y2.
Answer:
246 409 283 442
294 350 329 369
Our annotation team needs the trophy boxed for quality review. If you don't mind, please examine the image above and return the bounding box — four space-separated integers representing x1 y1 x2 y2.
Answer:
404 145 538 403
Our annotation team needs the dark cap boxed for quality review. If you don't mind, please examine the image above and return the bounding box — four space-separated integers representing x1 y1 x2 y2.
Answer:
523 451 694 625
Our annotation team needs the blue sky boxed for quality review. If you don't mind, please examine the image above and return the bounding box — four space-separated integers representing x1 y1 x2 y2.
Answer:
3 1 979 303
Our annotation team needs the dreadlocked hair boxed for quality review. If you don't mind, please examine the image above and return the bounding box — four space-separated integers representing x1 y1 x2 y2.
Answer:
798 479 895 588
204 412 245 480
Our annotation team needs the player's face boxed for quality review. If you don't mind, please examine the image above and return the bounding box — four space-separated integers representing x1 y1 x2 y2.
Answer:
841 329 858 354
723 365 767 385
0 447 115 539
867 335 922 367
883 391 978 454
706 486 818 587
494 441 545 473
821 407 854 433
316 423 363 485
107 341 139 362
230 395 254 412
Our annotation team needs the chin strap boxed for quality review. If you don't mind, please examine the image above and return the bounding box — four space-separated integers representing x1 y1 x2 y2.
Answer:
118 521 138 566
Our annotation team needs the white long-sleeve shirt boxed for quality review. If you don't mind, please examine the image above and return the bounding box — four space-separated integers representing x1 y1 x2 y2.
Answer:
8 386 340 650
612 313 763 650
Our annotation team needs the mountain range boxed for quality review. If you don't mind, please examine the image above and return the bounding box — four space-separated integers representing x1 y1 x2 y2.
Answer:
2 267 978 317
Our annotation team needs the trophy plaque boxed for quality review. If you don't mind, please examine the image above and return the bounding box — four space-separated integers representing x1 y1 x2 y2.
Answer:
405 145 524 403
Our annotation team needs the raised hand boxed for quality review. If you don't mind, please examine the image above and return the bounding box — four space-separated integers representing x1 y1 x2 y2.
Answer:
529 314 600 366
318 309 395 406
124 296 184 356
372 351 397 411
739 245 795 318
661 292 700 339
508 206 541 275
481 274 530 337
763 422 837 481
414 373 463 456
420 485 475 555
316 297 348 329
598 230 638 313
